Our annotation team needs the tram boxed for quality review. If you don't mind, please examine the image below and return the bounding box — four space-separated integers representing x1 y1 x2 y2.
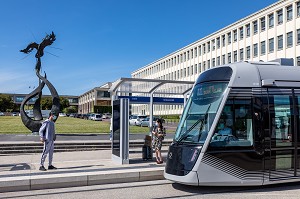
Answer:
164 60 300 186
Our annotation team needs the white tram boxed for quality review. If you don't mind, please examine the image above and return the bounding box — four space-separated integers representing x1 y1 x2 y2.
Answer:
164 60 300 186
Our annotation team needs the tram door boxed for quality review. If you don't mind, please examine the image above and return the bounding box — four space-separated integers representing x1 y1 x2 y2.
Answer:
265 89 299 180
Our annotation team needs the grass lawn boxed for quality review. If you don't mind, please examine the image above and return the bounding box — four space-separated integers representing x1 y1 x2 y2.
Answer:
0 116 150 134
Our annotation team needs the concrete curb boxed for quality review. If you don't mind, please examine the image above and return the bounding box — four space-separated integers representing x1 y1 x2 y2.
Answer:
0 167 165 193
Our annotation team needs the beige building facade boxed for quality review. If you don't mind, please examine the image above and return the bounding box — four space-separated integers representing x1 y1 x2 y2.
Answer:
78 82 112 114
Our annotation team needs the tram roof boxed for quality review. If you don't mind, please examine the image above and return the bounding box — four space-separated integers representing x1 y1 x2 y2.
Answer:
109 77 195 96
208 61 300 88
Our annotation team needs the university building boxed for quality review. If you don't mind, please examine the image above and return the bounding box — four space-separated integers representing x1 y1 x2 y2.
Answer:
78 82 112 114
131 0 300 115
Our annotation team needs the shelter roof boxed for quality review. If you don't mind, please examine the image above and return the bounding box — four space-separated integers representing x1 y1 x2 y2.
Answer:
109 77 194 96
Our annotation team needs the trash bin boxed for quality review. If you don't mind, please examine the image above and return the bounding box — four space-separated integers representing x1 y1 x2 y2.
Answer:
142 135 153 160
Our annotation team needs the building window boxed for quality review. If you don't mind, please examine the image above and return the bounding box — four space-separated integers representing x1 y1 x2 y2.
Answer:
222 35 226 47
297 1 300 17
216 37 220 48
239 27 244 40
198 63 201 73
203 61 206 71
234 50 237 62
207 60 210 69
286 5 293 21
297 56 300 66
246 46 250 59
246 24 250 37
227 32 231 45
191 49 193 59
261 41 266 55
277 9 283 25
269 38 274 53
195 64 198 74
228 53 231 64
207 42 210 52
260 17 265 32
212 39 215 51
253 20 258 34
222 54 226 64
203 44 206 54
297 29 300 44
198 46 201 56
233 30 237 42
212 58 215 67
217 56 220 66
253 43 258 57
269 13 274 28
277 35 283 50
240 48 244 61
287 31 293 47
194 47 197 57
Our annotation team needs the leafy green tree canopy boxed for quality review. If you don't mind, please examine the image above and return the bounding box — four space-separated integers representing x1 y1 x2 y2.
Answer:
0 94 14 112
41 96 70 111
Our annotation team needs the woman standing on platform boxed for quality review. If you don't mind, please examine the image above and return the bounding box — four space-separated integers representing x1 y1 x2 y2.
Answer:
152 119 166 164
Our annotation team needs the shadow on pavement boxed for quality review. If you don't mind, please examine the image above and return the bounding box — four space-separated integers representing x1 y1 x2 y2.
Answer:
172 181 300 195
0 163 31 171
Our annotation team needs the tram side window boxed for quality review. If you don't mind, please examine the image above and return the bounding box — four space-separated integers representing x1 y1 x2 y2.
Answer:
269 94 293 147
210 99 253 148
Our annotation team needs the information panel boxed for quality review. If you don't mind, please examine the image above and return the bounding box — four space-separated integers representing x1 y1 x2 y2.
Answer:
112 98 129 164
112 100 120 157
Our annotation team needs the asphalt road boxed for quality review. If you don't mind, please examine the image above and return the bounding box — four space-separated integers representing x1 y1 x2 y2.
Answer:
2 180 300 199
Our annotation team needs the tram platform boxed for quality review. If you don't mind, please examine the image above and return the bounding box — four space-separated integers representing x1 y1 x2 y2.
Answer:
0 147 169 193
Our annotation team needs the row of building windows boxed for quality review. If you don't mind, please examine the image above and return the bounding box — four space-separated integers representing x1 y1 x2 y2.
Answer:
79 91 111 104
140 29 300 79
134 104 184 115
134 1 300 79
155 54 300 81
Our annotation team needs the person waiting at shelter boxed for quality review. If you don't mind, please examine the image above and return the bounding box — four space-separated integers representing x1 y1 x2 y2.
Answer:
152 119 166 164
39 112 57 171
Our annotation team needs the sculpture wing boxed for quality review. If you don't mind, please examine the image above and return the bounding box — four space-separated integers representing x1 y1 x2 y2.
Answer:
20 42 39 54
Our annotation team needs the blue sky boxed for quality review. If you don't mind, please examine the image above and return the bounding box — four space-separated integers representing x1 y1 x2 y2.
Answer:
0 0 278 96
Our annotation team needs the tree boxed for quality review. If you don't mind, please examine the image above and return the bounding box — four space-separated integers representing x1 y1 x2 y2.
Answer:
41 97 52 110
64 106 78 114
40 96 70 111
60 97 70 111
0 94 14 112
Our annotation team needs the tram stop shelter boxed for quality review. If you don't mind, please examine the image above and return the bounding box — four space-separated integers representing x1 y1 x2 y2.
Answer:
108 77 194 164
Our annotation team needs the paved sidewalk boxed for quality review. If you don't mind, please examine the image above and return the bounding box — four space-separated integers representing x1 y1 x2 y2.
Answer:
0 149 168 193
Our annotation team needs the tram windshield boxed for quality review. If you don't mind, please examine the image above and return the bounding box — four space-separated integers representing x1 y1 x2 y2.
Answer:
175 82 228 144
